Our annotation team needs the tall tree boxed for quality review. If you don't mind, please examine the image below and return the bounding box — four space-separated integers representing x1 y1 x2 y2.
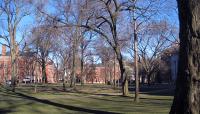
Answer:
127 0 159 102
0 0 31 91
170 0 200 114
53 34 72 91
79 31 93 85
49 0 85 88
138 20 176 85
30 22 58 83
81 0 130 96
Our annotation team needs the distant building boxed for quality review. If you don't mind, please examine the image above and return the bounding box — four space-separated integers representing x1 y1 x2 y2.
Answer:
170 53 178 81
160 45 179 83
76 64 121 84
0 45 56 84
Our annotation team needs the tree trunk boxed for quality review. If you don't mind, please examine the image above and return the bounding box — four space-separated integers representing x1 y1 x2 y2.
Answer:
109 62 113 85
81 49 84 85
70 39 76 88
34 69 38 93
122 75 129 96
113 54 116 89
11 47 16 92
104 62 107 84
31 63 37 93
147 73 151 86
56 63 59 82
34 73 38 93
41 58 47 83
170 0 200 114
134 25 139 102
115 47 129 96
10 35 17 92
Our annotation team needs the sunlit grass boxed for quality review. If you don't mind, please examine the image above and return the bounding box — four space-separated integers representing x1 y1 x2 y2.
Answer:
0 84 173 114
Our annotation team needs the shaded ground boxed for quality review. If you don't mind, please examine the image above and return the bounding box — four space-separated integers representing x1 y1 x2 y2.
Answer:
129 83 175 96
0 84 174 114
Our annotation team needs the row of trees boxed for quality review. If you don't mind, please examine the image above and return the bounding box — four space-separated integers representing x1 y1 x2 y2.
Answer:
1 0 199 113
0 0 178 102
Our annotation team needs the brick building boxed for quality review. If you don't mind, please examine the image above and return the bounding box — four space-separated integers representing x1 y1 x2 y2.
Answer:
84 66 120 84
0 45 56 84
0 44 122 84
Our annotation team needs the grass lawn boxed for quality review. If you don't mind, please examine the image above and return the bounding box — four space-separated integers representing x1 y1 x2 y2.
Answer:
0 84 174 114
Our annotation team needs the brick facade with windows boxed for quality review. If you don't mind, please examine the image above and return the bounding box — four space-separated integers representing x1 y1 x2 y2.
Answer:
0 44 121 84
0 45 56 84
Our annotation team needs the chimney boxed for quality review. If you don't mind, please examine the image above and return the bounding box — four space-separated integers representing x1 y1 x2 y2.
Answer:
2 45 6 56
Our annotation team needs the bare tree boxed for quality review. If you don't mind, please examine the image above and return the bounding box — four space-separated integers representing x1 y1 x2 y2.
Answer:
35 0 128 93
79 31 94 85
79 0 132 96
30 21 59 83
50 0 86 88
126 0 159 102
53 31 72 91
138 20 176 85
0 0 31 91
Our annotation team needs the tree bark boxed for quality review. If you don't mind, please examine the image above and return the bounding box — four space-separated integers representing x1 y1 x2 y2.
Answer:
10 31 17 92
134 24 139 102
170 0 200 114
115 47 129 96
147 72 151 86
34 65 38 93
11 39 16 92
81 47 84 85
41 57 47 83
113 54 116 89
70 37 77 88
109 62 113 85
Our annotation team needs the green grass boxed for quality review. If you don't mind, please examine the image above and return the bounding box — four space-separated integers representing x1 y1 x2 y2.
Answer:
0 84 173 114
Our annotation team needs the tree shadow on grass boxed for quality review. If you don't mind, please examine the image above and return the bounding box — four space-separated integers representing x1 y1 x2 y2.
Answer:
143 88 175 96
0 109 13 114
129 84 175 97
13 92 120 114
139 97 172 101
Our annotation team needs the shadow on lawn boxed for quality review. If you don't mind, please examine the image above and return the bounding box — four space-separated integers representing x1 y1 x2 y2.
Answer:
13 92 119 114
143 88 175 97
139 97 172 101
129 84 175 96
0 109 13 114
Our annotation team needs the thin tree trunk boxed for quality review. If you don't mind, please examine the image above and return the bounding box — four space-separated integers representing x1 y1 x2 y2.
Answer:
35 39 40 93
134 24 139 102
147 73 151 86
34 68 38 93
104 62 107 84
63 68 66 91
113 54 116 89
56 63 59 82
170 0 200 113
81 48 84 85
109 62 113 85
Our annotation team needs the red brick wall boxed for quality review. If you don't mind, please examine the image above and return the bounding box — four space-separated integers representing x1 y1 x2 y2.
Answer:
0 56 56 84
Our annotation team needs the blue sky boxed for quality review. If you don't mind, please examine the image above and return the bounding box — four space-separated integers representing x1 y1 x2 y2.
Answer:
0 0 179 55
